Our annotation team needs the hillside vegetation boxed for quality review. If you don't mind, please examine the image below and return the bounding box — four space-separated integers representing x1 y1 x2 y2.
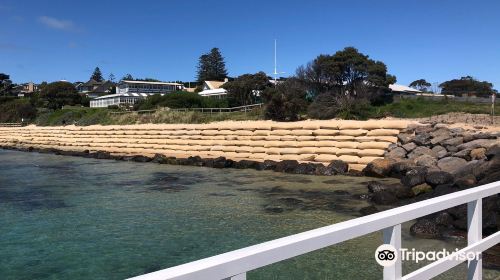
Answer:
27 98 495 126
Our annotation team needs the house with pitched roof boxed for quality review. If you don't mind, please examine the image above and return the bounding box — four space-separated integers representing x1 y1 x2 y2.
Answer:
199 79 228 98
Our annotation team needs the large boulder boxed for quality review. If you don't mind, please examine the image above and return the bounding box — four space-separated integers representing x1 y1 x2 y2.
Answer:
408 146 438 159
431 145 448 159
362 158 395 177
470 148 486 160
437 157 468 174
430 129 452 145
485 144 500 160
402 142 417 152
274 160 300 173
260 160 278 170
367 181 413 198
401 167 427 187
442 137 464 147
389 160 416 178
457 139 499 151
425 171 454 187
452 149 472 160
234 160 261 169
386 147 407 159
397 133 414 144
414 154 438 168
413 132 432 146
327 160 349 174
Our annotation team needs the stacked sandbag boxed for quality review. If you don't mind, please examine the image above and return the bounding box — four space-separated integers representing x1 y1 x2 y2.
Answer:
0 119 412 170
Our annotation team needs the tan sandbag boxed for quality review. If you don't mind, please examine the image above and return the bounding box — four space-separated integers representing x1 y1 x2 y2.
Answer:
336 148 359 156
298 154 317 161
356 149 385 157
314 154 339 162
338 129 368 136
313 129 340 136
266 148 281 155
318 121 341 129
357 156 384 164
331 136 355 141
248 153 267 159
280 136 297 141
334 142 359 149
338 121 364 130
263 154 281 161
314 147 338 154
290 129 313 136
296 141 319 147
348 164 366 172
248 147 267 153
296 136 316 141
314 136 338 141
366 129 400 136
358 141 391 150
234 146 253 153
220 146 238 152
270 122 304 130
250 136 267 141
253 130 269 136
280 148 301 155
338 155 360 163
235 130 254 136
263 136 282 141
200 129 219 136
297 147 317 154
270 129 291 136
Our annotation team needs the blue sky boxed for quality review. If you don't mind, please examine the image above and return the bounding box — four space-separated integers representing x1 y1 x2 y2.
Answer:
1 0 499 89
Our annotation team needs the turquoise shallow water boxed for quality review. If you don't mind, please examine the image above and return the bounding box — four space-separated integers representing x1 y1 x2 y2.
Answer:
0 149 498 280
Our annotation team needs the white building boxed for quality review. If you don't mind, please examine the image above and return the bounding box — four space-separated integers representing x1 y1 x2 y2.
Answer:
389 84 422 94
117 80 183 95
90 80 183 108
198 80 228 98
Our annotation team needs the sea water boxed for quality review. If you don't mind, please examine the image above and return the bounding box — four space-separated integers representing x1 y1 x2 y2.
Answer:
0 150 498 279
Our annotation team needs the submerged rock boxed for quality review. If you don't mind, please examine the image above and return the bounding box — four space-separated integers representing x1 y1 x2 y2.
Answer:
410 219 441 239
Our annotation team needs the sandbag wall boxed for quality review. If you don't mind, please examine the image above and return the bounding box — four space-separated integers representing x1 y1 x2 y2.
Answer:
0 120 412 170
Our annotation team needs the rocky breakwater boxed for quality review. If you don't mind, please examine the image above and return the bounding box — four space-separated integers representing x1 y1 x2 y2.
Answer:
362 123 500 268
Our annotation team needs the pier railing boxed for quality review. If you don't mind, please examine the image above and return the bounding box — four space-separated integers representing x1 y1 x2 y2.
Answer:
127 181 500 280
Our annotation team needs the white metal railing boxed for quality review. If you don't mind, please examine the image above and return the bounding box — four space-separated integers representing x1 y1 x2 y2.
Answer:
127 181 500 280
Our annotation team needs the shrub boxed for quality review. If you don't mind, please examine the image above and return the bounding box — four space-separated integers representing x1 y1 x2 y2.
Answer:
0 99 37 122
262 79 308 121
40 81 81 110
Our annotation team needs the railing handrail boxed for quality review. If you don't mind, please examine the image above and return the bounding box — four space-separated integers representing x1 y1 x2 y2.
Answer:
127 181 500 280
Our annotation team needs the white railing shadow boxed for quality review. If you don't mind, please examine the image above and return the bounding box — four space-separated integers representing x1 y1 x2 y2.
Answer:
127 181 500 280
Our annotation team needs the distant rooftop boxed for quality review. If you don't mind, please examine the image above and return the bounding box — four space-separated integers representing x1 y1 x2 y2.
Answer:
389 84 422 93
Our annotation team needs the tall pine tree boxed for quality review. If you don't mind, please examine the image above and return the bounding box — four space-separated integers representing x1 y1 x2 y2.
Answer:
90 67 104 82
196 48 228 82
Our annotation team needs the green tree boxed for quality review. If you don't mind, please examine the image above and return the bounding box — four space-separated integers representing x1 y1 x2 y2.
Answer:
409 79 431 92
108 73 116 82
122 73 134 81
222 72 271 106
261 78 307 121
300 47 396 119
0 73 13 96
90 67 104 82
439 76 496 97
40 81 81 110
196 48 228 82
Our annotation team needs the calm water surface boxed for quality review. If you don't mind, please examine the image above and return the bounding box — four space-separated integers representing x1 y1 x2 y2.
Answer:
0 150 498 279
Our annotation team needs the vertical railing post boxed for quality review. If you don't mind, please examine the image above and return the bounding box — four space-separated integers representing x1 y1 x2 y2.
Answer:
223 272 246 280
383 224 402 280
467 199 482 280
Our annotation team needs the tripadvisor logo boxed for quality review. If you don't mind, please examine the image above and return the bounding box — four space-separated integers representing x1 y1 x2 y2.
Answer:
375 244 398 267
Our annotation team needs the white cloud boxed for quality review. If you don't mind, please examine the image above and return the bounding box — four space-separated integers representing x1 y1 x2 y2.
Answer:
38 16 75 31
